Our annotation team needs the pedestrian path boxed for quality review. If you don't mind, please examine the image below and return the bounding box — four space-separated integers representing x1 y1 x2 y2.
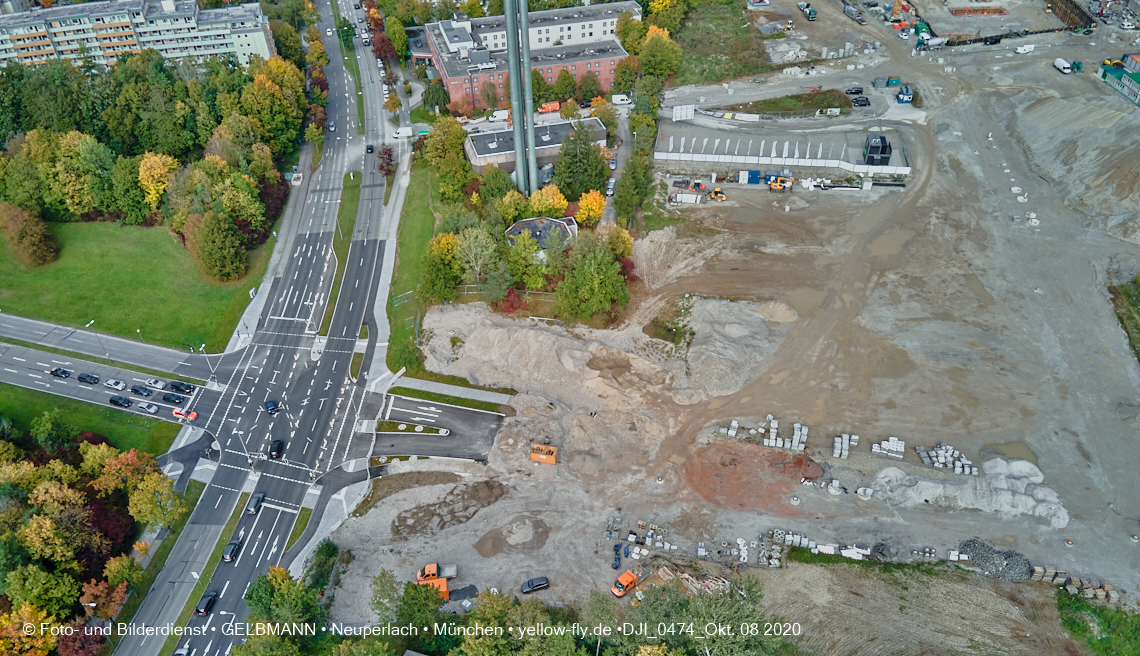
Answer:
394 376 513 405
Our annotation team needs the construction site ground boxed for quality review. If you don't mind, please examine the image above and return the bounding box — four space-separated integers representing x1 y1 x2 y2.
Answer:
327 22 1140 656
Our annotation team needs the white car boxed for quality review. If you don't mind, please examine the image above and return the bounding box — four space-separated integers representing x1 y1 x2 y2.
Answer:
898 31 909 40
326 28 333 36
138 402 159 415
1122 20 1136 29
145 378 167 390
104 379 126 391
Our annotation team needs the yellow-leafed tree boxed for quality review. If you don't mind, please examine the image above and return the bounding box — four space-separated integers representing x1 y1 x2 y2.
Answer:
576 189 605 228
138 152 179 209
0 603 57 656
529 184 568 218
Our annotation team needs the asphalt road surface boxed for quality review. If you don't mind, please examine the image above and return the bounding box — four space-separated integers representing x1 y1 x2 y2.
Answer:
378 394 503 461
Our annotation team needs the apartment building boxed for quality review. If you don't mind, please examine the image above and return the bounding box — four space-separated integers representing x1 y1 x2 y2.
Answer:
0 0 274 67
421 1 641 109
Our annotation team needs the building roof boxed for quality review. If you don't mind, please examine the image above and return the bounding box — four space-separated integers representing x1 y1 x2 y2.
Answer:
468 1 641 32
466 117 605 158
408 26 432 55
506 216 578 249
429 24 628 79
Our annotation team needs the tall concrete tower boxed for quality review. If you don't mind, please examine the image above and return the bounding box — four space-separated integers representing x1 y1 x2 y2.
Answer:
502 0 540 195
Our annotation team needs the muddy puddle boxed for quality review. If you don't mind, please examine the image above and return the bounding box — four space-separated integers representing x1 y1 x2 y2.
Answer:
980 440 1039 465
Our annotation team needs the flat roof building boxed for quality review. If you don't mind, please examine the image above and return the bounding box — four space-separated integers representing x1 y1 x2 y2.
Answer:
464 117 605 173
0 0 274 67
506 216 578 249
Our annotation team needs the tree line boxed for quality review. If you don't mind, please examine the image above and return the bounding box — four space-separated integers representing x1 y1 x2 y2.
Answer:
0 414 186 656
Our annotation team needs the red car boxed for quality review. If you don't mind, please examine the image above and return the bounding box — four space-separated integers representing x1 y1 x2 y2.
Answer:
173 408 198 422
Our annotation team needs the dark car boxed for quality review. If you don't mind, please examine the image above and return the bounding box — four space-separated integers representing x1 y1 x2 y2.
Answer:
366 144 374 153
845 86 864 95
353 2 359 6
195 591 217 616
222 540 242 562
78 373 99 384
269 440 285 459
169 381 195 394
163 393 186 404
520 577 550 594
50 368 70 378
109 396 132 408
130 385 152 397
246 492 265 515
265 400 280 415
852 96 871 107
983 35 1003 45
580 100 593 109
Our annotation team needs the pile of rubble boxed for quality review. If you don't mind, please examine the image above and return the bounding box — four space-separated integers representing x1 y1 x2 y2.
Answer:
698 534 783 568
766 40 810 65
659 567 732 595
957 539 1032 582
872 436 906 459
915 442 978 475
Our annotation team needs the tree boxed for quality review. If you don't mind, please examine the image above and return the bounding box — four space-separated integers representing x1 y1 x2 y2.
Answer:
480 260 514 302
459 0 485 16
634 75 664 119
369 569 400 623
629 110 658 153
52 131 115 216
91 448 155 496
437 151 473 204
242 59 306 156
373 33 398 65
29 481 85 516
455 226 498 283
395 581 456 654
507 230 543 289
455 591 515 656
554 247 628 319
110 155 151 225
427 232 461 276
590 99 618 135
384 90 403 114
386 17 408 61
640 26 682 78
423 81 451 112
419 251 459 304
495 189 530 224
29 409 78 451
0 203 58 267
233 634 302 656
333 639 397 656
558 97 579 119
19 515 77 562
613 170 639 220
616 12 647 55
185 210 248 281
529 184 568 217
612 56 640 95
103 554 144 592
576 189 606 228
602 224 634 259
421 116 468 167
77 441 117 477
271 20 306 69
543 227 568 277
79 579 128 620
127 471 186 531
479 165 514 204
377 146 396 177
0 603 57 656
305 123 326 151
56 618 103 656
576 74 602 104
530 69 550 106
551 69 577 101
648 0 686 34
552 123 608 202
137 152 179 210
5 564 80 618
308 39 331 67
245 566 323 625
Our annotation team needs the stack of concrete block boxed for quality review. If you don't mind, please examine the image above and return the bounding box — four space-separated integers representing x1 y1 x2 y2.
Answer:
872 436 905 459
833 433 858 458
790 423 808 451
1051 571 1068 585
916 442 978 475
762 416 807 451
728 419 739 438
1031 566 1058 582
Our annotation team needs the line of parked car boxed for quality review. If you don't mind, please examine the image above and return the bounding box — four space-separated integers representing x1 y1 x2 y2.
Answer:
50 369 201 420
845 86 871 107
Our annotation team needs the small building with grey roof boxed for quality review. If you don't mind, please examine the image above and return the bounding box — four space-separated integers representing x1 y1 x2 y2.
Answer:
464 117 605 174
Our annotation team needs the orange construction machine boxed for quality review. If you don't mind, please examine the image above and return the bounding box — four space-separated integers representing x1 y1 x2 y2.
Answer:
539 101 561 113
415 563 458 600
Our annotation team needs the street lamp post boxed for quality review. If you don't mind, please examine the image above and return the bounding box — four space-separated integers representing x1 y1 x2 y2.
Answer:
136 328 143 342
199 344 218 384
85 320 111 363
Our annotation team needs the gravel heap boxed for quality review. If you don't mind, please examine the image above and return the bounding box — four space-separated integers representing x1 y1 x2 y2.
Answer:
957 539 1032 582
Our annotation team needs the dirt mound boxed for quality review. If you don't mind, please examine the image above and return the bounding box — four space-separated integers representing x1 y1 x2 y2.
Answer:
679 298 791 402
685 443 823 513
633 225 731 290
473 515 550 557
391 480 507 537
755 300 798 322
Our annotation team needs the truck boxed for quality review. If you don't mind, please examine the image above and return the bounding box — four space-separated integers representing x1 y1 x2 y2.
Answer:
844 4 863 21
1015 43 1035 54
416 563 458 601
538 101 560 113
489 109 511 122
393 126 414 138
797 2 817 20
1054 57 1073 74
921 36 947 50
611 567 644 597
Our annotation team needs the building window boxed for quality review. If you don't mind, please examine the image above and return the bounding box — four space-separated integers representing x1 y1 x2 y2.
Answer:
571 65 575 70
611 60 615 65
589 23 593 28
586 63 590 68
499 83 503 87
589 32 593 36
559 26 563 32
548 77 552 82
547 68 552 72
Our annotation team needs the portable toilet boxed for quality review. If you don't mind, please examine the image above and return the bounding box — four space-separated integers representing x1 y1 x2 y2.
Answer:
896 85 913 103
747 170 763 184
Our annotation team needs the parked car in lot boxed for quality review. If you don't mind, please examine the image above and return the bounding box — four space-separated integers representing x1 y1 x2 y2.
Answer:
138 403 159 414
78 373 99 384
50 368 70 378
109 396 132 408
609 157 617 170
845 86 864 95
246 492 265 515
145 378 166 390
520 577 550 594
222 540 242 562
173 407 198 421
104 379 126 390
130 385 152 397
195 591 217 616
852 96 871 107
163 393 185 404
169 381 195 394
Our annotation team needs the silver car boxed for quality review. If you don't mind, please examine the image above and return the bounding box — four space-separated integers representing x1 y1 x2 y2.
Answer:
606 177 617 196
145 378 167 390
104 379 126 391
138 402 159 414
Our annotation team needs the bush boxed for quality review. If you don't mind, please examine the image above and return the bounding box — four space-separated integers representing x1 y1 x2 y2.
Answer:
0 202 59 267
391 343 423 371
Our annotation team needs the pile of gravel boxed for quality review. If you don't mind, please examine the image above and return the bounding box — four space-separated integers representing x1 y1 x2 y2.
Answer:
958 539 1032 581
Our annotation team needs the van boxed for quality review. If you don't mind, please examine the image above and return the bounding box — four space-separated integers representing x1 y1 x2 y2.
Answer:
1053 57 1073 74
393 126 413 138
611 94 631 105
489 109 510 122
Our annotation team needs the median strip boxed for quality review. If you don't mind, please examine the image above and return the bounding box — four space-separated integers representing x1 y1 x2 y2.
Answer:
319 171 362 336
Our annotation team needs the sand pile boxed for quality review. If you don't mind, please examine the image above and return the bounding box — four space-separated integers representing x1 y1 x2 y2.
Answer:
677 299 791 402
871 458 1069 528
633 225 731 291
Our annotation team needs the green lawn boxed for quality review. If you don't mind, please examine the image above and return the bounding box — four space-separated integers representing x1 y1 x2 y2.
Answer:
674 0 781 85
330 0 366 135
0 222 273 353
111 480 205 644
1057 586 1140 655
0 383 180 454
285 507 313 552
409 106 438 125
726 89 853 114
319 171 362 336
157 491 248 656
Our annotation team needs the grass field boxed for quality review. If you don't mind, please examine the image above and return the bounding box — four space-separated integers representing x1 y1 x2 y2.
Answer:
319 171 362 336
409 106 438 125
0 335 205 384
0 383 180 454
111 480 205 645
0 222 273 353
674 0 779 85
727 89 853 114
1056 586 1140 655
285 507 313 552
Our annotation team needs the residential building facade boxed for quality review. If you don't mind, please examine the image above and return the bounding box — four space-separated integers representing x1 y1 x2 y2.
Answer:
421 1 641 109
0 0 274 67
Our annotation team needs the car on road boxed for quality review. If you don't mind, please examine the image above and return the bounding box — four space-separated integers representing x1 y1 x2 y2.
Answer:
222 539 242 562
173 407 198 421
358 15 364 22
326 28 333 36
269 440 285 459
898 30 909 40
195 591 217 616
606 177 616 196
520 577 550 594
174 647 189 656
50 368 70 378
366 144 374 153
145 378 166 390
109 396 132 408
329 121 336 132
845 86 864 95
104 379 126 391
581 100 593 109
265 400 280 415
163 393 186 404
78 373 99 385
852 96 871 107
354 2 359 6
246 492 265 515
130 385 152 397
170 381 195 394
609 156 617 170
138 402 159 414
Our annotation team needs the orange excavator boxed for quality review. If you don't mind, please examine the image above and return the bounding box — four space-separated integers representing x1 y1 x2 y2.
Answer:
769 176 794 193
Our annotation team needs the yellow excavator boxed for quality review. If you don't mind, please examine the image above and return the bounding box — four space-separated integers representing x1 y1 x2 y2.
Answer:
769 176 794 193
890 0 905 19
706 188 726 202
1104 58 1124 68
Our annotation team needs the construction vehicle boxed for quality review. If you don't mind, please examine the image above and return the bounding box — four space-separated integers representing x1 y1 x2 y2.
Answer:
1104 58 1124 67
706 188 726 202
538 101 560 113
890 0 904 19
769 176 794 192
612 566 644 597
1054 58 1073 74
415 563 457 600
797 2 817 20
688 180 707 193
804 85 823 93
1045 2 1052 11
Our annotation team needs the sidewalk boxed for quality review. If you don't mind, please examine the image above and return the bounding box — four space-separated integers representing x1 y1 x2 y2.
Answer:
392 377 513 405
